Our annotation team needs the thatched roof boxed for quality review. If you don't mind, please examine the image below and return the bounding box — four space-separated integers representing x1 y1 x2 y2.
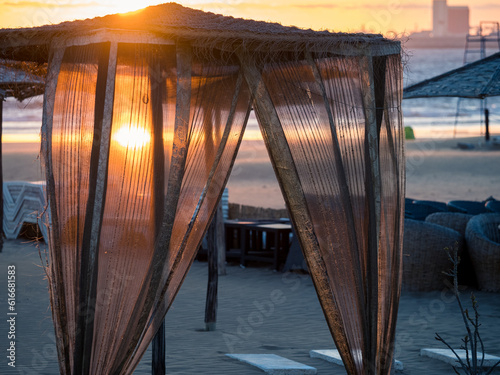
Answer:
0 2 400 64
404 52 500 100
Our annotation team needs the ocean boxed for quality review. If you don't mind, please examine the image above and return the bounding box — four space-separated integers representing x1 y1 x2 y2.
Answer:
2 48 498 142
401 48 500 138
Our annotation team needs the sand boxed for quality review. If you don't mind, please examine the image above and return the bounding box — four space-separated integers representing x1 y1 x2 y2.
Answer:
4 135 499 207
0 135 499 374
1 240 499 374
227 134 500 208
405 136 500 202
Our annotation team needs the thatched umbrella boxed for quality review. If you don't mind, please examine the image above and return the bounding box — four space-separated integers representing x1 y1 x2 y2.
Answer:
404 52 500 141
0 3 405 375
0 61 45 251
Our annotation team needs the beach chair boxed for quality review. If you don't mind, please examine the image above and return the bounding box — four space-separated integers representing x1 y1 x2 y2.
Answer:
3 181 49 241
465 213 500 292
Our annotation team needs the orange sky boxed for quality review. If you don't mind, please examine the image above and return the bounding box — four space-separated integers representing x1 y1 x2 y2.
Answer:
0 0 499 35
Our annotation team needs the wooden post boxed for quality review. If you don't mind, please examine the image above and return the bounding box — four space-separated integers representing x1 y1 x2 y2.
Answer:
360 54 385 374
151 323 166 375
205 202 220 331
485 108 490 141
150 57 166 375
217 199 226 276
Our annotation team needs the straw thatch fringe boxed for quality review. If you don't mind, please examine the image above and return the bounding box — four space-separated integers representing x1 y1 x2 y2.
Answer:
0 3 400 65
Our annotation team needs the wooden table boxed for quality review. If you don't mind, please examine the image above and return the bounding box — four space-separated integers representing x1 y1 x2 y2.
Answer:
225 220 292 270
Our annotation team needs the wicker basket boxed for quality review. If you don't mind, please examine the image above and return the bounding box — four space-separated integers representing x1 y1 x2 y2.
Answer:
465 214 500 292
403 219 464 291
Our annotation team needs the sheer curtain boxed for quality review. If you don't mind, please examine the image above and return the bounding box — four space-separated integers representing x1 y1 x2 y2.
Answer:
241 52 404 375
43 41 250 374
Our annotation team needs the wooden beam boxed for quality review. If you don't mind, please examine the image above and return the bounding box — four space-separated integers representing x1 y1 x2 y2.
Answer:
53 29 175 49
151 322 166 375
216 202 226 276
188 36 400 57
236 51 356 373
41 46 70 375
204 204 219 331
156 41 193 291
74 41 117 375
150 57 166 375
359 54 382 375
382 58 405 375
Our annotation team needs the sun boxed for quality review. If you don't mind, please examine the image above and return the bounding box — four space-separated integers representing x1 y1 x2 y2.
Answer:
114 125 151 150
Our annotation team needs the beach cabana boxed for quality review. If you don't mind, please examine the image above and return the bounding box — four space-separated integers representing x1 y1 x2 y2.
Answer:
0 3 405 374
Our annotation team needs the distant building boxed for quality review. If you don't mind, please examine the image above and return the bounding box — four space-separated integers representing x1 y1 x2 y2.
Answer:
432 0 469 37
433 0 448 37
448 6 469 35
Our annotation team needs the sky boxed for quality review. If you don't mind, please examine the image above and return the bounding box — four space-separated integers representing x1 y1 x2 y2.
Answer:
1 0 500 36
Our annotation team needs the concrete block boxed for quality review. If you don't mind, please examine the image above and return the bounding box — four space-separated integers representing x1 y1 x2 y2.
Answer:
421 348 500 367
226 354 317 374
310 349 403 371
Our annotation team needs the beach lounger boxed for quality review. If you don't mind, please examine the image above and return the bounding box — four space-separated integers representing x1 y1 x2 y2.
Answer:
3 181 49 241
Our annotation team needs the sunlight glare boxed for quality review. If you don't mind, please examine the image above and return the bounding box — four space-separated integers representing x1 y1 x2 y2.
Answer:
114 125 151 150
112 0 157 14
